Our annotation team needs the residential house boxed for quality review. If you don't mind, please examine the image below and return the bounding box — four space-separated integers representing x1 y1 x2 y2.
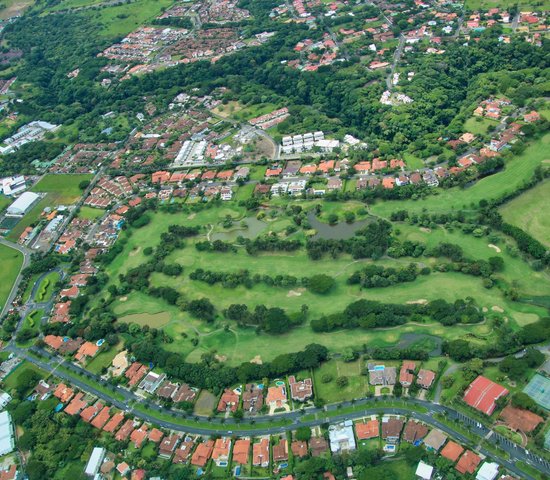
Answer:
266 385 287 409
381 417 404 443
291 440 308 458
159 434 180 458
242 384 263 414
310 437 329 457
173 437 195 464
130 424 149 448
441 441 464 463
211 437 231 465
456 451 481 475
355 418 379 440
173 384 197 404
399 361 415 387
417 369 436 389
402 420 428 444
288 376 313 402
423 429 447 452
138 371 166 394
191 440 215 467
329 421 356 453
217 389 239 413
232 439 250 465
253 438 270 467
272 439 288 463
368 364 396 386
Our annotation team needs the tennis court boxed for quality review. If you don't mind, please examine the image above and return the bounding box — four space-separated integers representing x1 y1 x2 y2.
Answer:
523 374 550 410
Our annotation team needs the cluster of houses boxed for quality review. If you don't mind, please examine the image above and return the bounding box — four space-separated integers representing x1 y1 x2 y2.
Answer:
192 0 250 25
50 143 118 174
248 107 289 130
367 362 436 391
290 33 340 72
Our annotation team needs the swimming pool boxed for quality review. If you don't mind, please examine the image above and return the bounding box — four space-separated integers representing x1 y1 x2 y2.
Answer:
234 465 241 476
279 462 288 469
383 444 396 453
96 339 105 347
275 380 285 387
374 365 385 371
218 461 228 467
197 468 204 476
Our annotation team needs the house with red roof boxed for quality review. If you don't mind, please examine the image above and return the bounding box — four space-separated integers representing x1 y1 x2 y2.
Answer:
456 450 481 475
463 376 508 415
355 419 379 440
130 424 149 448
80 401 103 423
103 412 125 433
64 392 87 415
440 441 464 463
217 389 239 412
191 440 214 467
152 171 170 184
54 383 74 403
115 419 135 441
91 406 111 429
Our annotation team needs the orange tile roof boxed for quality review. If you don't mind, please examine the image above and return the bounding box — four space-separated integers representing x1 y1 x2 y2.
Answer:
500 405 543 432
130 424 149 448
148 428 164 443
103 412 125 433
44 335 64 350
115 419 134 441
191 440 214 467
75 342 99 362
64 392 87 415
91 406 111 429
441 441 464 462
355 419 379 440
253 438 269 466
212 437 231 460
232 439 250 464
54 383 74 403
266 386 286 404
456 450 481 475
80 401 103 423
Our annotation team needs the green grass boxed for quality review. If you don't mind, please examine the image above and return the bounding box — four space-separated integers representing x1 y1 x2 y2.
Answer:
2 362 45 393
314 359 369 404
194 390 217 416
0 0 35 19
85 0 175 37
358 458 416 480
234 184 255 201
465 0 550 10
370 133 550 217
464 116 499 136
500 179 550 248
17 309 43 346
86 344 122 375
0 195 10 213
78 206 105 220
0 243 23 310
494 425 523 444
403 152 424 170
101 206 549 365
35 271 60 302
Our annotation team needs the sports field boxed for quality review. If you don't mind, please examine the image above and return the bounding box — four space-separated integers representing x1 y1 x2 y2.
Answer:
0 243 23 311
523 374 550 410
370 133 550 218
500 179 550 248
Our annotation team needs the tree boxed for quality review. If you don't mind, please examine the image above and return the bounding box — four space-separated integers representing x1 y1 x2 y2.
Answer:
78 180 90 190
336 376 349 388
307 274 335 294
295 426 312 442
187 298 215 322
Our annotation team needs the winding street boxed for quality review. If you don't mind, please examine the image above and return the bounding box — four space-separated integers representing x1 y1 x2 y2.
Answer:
3 342 550 480
0 238 33 318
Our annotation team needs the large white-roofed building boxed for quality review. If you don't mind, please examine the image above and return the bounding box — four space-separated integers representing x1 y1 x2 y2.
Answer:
6 191 40 216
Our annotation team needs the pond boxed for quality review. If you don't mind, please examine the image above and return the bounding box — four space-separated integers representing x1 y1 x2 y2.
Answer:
210 216 267 242
307 211 371 240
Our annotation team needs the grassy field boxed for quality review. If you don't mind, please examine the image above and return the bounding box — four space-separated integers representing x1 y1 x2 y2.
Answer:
314 359 370 403
403 152 424 170
370 133 550 217
35 271 60 302
500 179 550 248
77 206 105 220
0 195 10 213
2 362 46 394
17 309 43 347
0 0 34 19
84 0 175 37
86 344 122 375
102 203 549 365
463 116 499 136
8 173 92 241
465 0 550 10
0 243 23 311
358 458 416 480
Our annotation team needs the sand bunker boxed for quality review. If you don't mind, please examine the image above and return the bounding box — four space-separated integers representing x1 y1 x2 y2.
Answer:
287 288 305 297
187 213 196 220
492 306 504 313
250 355 263 365
129 247 141 257
119 296 128 302
215 354 227 362
407 299 428 305
419 227 431 233
488 244 501 253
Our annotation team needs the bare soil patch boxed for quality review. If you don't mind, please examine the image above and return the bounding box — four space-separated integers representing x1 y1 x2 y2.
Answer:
491 305 504 313
250 355 263 365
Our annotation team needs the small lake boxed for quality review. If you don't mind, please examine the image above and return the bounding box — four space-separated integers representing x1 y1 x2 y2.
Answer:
210 217 267 242
307 211 371 240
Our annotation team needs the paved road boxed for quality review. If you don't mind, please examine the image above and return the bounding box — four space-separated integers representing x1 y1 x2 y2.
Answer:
386 35 405 91
5 344 550 479
0 238 32 318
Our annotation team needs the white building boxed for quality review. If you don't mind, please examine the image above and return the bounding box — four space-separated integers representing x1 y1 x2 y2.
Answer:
6 191 40 216
415 461 434 480
329 421 356 453
1 176 26 196
0 411 14 456
84 447 106 478
476 462 500 480
0 391 11 410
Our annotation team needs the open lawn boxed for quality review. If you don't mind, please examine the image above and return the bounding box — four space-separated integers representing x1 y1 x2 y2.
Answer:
0 195 10 212
314 359 369 404
370 133 550 217
0 243 23 311
465 0 550 10
78 206 105 220
464 116 499 136
86 344 122 375
2 362 46 394
358 458 416 480
0 0 34 19
84 0 176 37
194 390 216 416
500 179 550 248
102 205 548 365
403 152 424 170
35 271 60 302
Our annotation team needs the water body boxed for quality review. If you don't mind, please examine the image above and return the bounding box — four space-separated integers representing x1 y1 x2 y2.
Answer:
307 211 371 240
210 217 267 242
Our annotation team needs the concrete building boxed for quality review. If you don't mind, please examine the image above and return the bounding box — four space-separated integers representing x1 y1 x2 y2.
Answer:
0 411 14 456
6 191 40 216
1 176 26 196
329 421 356 453
84 447 106 478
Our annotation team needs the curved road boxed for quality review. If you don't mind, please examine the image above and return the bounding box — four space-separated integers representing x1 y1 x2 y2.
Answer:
4 344 550 480
0 238 32 318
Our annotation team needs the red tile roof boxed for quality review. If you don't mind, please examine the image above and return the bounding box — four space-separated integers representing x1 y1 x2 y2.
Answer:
103 412 125 433
91 406 111 429
455 450 481 474
500 405 543 432
463 376 509 415
191 440 214 467
232 439 250 464
441 441 464 462
355 419 379 440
